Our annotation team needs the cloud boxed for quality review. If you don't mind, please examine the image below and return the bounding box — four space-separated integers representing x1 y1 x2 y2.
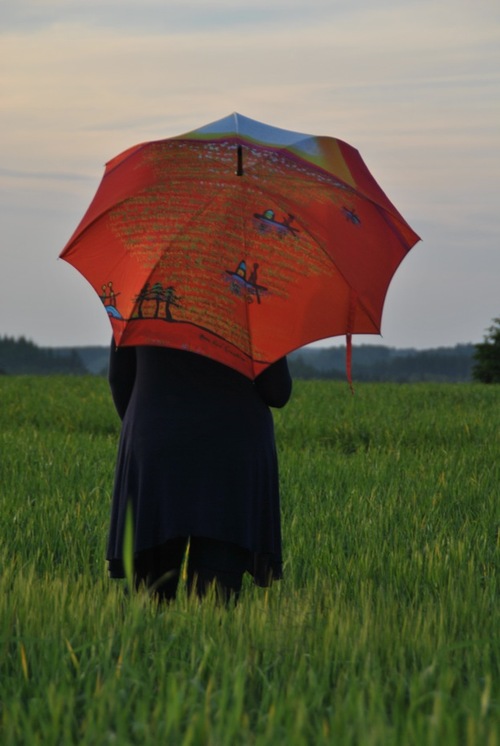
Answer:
1 0 363 36
1 1 498 232
5 0 499 35
1 2 498 213
0 167 93 182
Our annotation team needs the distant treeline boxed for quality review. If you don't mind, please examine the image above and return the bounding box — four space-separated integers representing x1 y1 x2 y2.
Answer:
288 344 475 383
0 336 475 382
0 336 88 375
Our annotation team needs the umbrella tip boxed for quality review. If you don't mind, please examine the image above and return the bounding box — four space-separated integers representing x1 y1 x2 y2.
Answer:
236 144 243 176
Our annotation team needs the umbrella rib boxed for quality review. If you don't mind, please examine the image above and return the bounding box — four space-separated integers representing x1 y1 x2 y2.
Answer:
126 189 232 318
373 202 420 253
238 190 255 375
61 198 131 258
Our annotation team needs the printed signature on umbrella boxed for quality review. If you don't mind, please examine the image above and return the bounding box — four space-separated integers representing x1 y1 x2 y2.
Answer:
199 333 250 363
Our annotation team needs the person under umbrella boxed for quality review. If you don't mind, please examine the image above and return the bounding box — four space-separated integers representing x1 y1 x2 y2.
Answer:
60 113 419 602
107 343 292 603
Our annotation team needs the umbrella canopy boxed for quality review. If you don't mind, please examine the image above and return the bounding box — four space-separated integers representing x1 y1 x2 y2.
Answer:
60 112 420 379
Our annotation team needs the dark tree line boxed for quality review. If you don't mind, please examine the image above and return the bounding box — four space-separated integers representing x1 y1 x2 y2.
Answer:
288 344 475 382
472 318 500 383
1 323 498 382
0 336 87 375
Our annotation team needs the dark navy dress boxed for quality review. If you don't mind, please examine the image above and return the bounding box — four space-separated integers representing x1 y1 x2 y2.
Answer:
106 345 292 586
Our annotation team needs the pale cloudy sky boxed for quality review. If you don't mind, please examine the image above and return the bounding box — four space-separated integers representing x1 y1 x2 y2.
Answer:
1 0 499 349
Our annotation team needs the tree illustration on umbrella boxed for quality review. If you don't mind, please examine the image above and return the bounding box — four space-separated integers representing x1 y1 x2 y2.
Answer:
162 286 181 320
134 282 182 320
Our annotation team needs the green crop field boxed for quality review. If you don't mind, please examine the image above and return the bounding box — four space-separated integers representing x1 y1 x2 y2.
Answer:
0 376 498 745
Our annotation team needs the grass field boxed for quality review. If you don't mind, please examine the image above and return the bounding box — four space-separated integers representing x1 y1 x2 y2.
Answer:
0 376 498 745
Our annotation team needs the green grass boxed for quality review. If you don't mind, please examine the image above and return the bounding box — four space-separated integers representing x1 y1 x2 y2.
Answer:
0 376 498 745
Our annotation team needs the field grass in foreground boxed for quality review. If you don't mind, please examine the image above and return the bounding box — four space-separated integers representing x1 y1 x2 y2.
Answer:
0 376 499 745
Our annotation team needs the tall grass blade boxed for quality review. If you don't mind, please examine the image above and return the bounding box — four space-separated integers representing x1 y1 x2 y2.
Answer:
122 499 134 592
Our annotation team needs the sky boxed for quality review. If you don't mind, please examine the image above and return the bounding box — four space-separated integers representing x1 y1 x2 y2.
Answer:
1 0 499 350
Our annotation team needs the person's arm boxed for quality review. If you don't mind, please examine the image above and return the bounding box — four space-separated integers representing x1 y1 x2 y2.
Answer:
108 341 136 420
254 357 292 408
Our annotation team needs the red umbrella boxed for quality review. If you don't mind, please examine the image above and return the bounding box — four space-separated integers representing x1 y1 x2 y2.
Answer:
60 113 420 380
